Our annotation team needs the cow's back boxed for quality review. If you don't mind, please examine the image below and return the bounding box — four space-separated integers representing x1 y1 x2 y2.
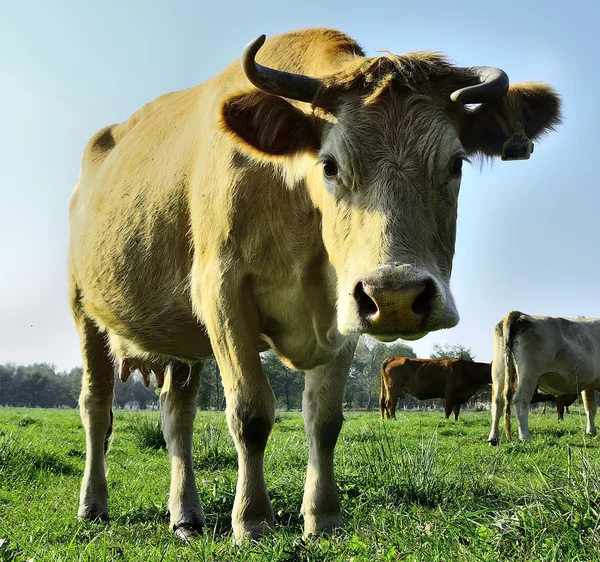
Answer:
385 358 448 400
510 315 600 393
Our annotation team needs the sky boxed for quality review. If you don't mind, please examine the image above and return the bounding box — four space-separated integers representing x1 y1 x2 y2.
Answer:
1 0 598 371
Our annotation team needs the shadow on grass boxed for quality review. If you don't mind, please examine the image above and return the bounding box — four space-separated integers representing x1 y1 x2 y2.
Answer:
111 502 170 526
0 436 81 483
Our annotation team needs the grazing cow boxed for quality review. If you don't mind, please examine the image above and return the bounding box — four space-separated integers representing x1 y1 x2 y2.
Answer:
488 311 600 445
68 28 560 541
529 390 578 420
380 357 492 420
492 382 578 421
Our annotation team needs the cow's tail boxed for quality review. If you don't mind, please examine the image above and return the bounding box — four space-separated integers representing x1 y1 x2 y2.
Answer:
380 357 395 419
503 311 521 440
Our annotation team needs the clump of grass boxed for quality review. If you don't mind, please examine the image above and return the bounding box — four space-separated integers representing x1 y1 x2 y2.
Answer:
347 424 490 509
18 416 36 427
193 422 237 470
128 415 166 450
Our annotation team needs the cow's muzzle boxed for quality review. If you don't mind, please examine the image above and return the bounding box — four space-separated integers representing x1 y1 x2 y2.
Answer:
351 268 458 339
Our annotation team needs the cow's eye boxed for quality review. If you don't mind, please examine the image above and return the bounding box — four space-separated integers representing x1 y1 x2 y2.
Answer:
323 158 338 178
451 157 463 175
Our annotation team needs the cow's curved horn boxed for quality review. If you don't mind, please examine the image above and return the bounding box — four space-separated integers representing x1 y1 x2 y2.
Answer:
241 34 323 104
450 66 509 104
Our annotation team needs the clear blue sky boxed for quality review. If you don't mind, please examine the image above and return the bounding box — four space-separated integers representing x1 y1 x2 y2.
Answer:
1 0 598 370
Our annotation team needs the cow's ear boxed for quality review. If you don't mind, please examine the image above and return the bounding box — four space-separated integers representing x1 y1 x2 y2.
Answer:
220 91 321 158
458 82 561 157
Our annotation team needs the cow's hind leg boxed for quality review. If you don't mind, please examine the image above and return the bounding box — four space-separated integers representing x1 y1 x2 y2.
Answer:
389 395 398 420
582 389 597 436
556 400 565 421
301 337 357 537
512 375 538 442
453 403 461 421
76 316 115 522
160 361 204 538
488 374 504 446
444 402 452 419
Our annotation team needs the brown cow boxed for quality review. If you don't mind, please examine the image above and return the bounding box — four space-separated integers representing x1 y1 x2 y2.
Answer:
68 28 560 541
528 390 577 420
493 382 578 420
380 357 492 420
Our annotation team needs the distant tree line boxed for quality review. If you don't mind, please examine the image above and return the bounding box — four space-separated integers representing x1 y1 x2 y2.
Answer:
0 339 481 410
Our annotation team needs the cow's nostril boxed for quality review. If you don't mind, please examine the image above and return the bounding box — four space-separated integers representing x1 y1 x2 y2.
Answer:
354 282 378 318
411 279 436 318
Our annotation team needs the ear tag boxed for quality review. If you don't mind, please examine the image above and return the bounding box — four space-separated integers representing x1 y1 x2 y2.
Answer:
501 122 534 161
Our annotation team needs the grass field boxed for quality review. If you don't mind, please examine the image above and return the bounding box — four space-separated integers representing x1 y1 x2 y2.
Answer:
1 407 600 561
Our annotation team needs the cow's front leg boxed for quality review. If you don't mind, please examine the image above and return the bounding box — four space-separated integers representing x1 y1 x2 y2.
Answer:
201 279 275 542
301 337 357 537
582 388 597 436
160 361 204 539
453 403 461 420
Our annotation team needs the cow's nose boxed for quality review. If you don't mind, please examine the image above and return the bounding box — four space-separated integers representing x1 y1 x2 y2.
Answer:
353 278 437 332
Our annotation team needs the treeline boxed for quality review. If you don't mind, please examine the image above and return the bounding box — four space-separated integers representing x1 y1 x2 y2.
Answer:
0 340 480 410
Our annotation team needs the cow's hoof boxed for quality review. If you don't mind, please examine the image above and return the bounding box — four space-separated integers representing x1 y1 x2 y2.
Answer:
77 504 109 522
173 517 205 541
303 515 343 538
487 438 499 447
233 519 274 543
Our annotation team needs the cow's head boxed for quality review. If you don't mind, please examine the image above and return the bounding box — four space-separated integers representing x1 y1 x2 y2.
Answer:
221 35 561 341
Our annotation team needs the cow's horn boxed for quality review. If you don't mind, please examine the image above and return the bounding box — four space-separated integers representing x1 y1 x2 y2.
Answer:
450 66 509 104
241 34 323 104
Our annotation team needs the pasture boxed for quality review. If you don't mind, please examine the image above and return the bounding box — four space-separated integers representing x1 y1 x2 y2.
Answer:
1 407 600 561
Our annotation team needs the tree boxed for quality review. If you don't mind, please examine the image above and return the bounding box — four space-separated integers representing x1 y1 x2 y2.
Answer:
0 364 14 405
197 360 224 410
261 351 303 410
429 343 474 361
68 367 83 404
347 336 416 409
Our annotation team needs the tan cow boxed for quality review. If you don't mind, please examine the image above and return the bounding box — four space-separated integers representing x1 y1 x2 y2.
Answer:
68 28 560 540
488 311 600 445
380 357 492 420
119 358 167 388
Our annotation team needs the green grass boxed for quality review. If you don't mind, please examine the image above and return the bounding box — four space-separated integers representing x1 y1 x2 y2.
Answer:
1 407 600 560
127 414 167 451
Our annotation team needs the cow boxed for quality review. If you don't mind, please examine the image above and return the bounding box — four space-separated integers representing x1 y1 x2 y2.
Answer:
492 382 578 421
488 311 600 446
380 357 492 420
529 389 578 420
68 28 561 541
